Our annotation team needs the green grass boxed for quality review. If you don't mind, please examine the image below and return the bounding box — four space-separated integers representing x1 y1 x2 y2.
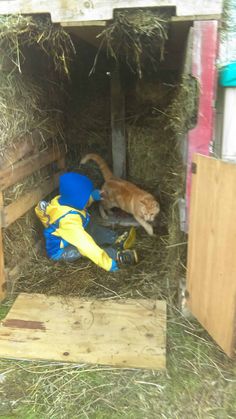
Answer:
0 307 235 419
0 300 11 321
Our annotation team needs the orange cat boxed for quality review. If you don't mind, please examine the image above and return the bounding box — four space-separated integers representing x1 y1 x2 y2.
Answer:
80 153 160 236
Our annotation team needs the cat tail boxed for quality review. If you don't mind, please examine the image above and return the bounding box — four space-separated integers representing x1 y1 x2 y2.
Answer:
80 153 113 181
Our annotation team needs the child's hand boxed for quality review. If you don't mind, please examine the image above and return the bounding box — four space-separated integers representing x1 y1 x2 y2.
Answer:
91 189 102 201
99 190 107 200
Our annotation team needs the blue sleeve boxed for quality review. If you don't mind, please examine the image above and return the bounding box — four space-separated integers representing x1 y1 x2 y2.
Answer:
109 260 119 272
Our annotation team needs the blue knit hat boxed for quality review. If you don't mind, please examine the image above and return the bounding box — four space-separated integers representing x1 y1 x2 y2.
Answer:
58 173 94 210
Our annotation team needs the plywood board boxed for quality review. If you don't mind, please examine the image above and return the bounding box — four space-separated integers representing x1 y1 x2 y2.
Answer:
0 293 166 369
0 1 223 25
187 154 236 357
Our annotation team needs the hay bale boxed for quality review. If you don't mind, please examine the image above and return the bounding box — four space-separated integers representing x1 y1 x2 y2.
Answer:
127 124 171 187
0 72 63 155
0 14 75 154
126 75 198 285
167 75 199 136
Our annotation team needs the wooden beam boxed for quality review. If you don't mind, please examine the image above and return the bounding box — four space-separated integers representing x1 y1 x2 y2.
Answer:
0 1 223 24
0 144 65 191
2 172 61 228
111 66 126 178
0 192 6 301
61 21 106 27
0 138 36 171
0 130 52 170
171 15 221 22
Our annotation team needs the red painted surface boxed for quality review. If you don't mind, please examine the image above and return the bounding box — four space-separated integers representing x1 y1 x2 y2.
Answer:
186 21 218 226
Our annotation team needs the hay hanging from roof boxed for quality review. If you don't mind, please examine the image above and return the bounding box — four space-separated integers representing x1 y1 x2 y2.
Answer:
92 9 169 77
0 14 75 75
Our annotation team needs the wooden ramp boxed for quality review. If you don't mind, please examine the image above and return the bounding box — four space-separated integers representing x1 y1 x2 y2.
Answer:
0 293 166 370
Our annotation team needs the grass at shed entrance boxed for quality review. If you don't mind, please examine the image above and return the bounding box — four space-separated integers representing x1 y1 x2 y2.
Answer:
0 300 12 320
0 308 235 419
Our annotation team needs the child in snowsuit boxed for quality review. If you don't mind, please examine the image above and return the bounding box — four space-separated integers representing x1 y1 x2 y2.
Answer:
35 172 137 272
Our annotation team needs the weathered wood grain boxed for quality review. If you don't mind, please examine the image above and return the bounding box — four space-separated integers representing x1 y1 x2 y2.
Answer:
187 154 236 358
0 293 166 369
2 172 61 228
0 145 65 191
0 1 223 25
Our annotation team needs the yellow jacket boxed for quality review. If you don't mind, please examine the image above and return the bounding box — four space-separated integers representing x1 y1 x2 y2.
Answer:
35 196 114 271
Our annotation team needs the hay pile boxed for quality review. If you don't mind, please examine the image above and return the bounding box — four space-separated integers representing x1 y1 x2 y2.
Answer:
16 228 172 303
0 15 75 269
0 14 74 154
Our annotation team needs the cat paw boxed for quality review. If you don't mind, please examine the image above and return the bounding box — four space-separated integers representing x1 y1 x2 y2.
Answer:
99 204 109 219
145 225 154 236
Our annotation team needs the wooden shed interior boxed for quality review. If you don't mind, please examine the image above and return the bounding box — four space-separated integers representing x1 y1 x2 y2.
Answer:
0 8 199 303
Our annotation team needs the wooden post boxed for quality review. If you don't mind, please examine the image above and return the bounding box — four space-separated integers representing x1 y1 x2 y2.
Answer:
0 192 6 301
111 66 126 178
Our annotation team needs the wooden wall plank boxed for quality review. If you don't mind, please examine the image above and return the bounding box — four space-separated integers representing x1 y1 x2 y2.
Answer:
187 154 236 357
0 131 52 170
2 173 61 228
0 145 65 191
0 139 36 171
0 294 166 369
